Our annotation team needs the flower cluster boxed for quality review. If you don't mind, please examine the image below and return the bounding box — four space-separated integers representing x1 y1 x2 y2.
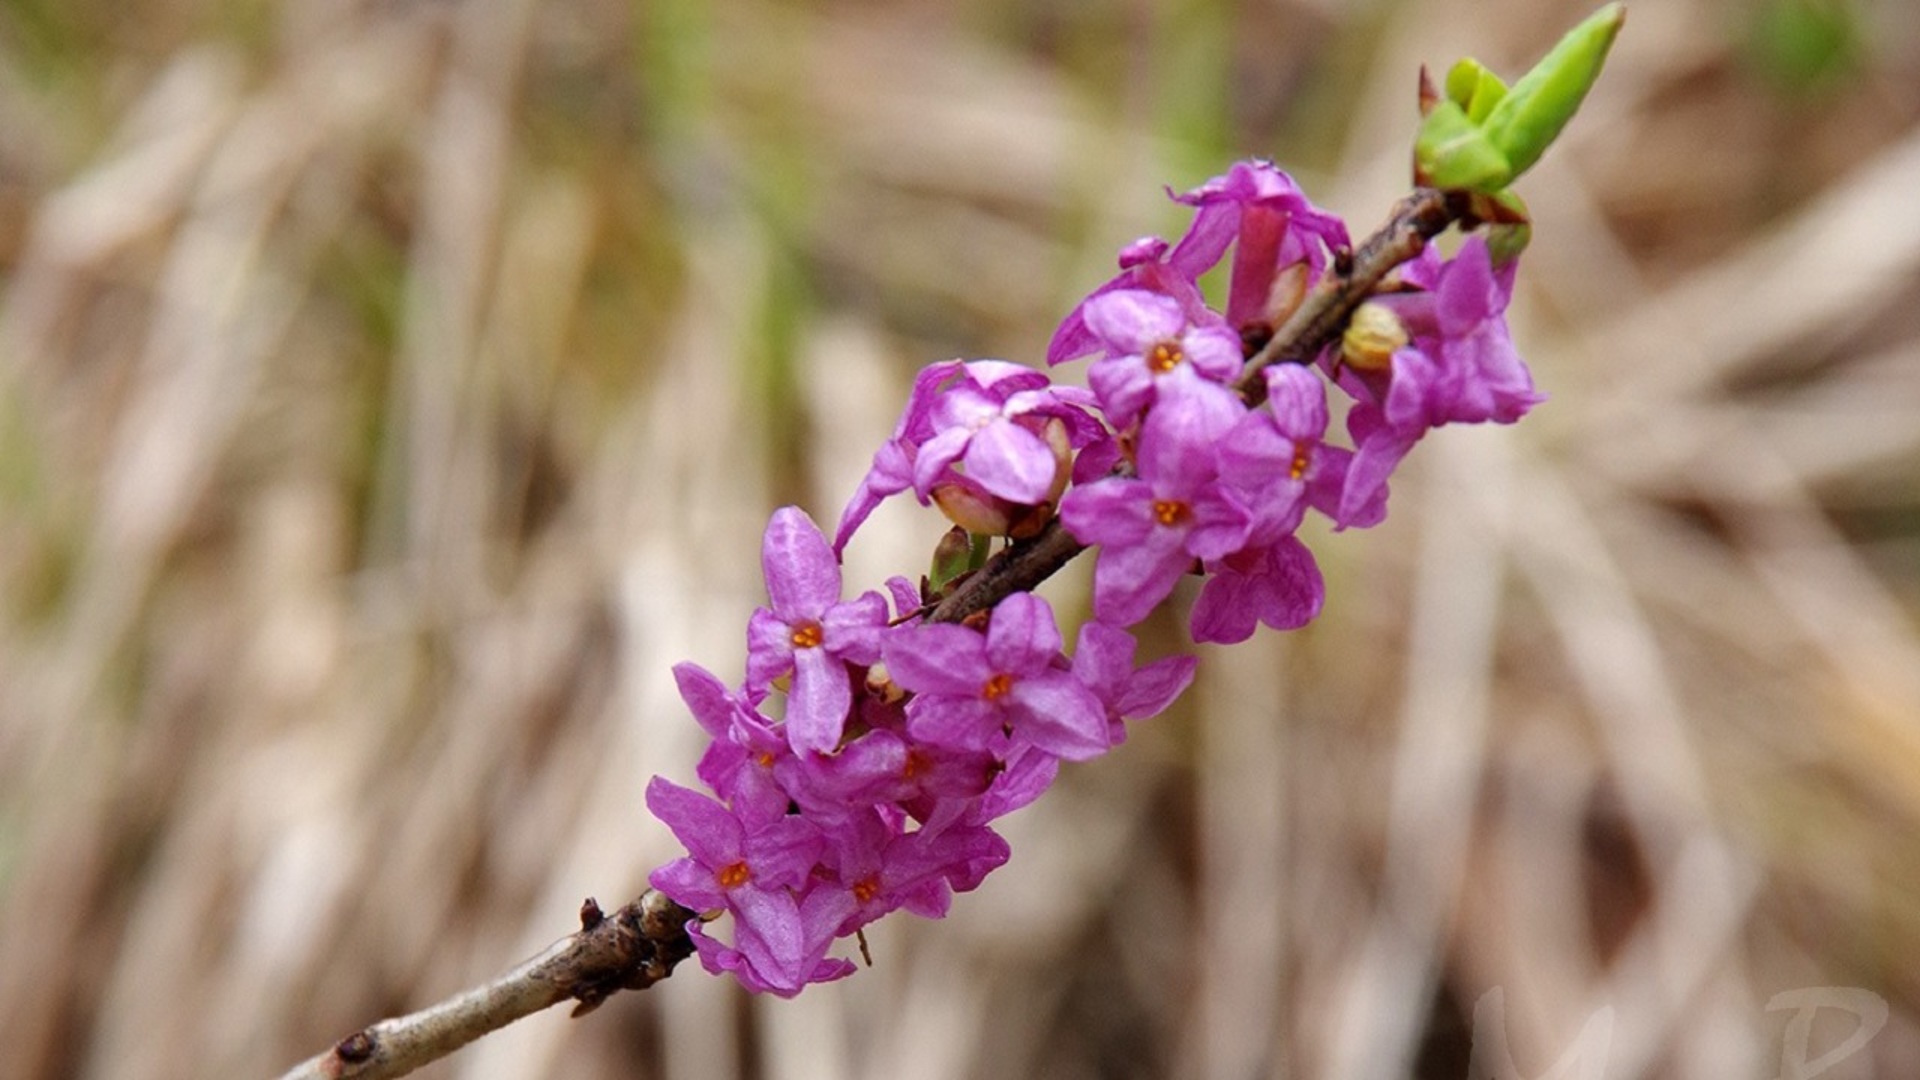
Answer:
649 507 1194 995
648 158 1542 996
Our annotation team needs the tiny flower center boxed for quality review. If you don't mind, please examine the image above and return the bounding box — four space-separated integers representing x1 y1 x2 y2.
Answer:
1289 443 1313 481
754 750 777 769
981 672 1016 701
716 860 752 889
1148 341 1185 373
903 748 929 780
789 620 825 649
1152 499 1192 527
852 875 882 904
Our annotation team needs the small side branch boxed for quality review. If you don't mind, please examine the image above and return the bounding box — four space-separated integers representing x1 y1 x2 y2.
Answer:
274 891 695 1080
929 514 1087 625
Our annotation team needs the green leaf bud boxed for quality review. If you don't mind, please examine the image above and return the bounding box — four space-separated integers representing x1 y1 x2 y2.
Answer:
1414 99 1513 192
1479 3 1626 181
1444 58 1509 123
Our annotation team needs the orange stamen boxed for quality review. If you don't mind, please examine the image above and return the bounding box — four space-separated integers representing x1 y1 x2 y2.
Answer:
1290 443 1312 481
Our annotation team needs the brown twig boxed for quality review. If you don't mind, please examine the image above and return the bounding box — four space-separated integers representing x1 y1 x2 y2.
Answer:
273 891 696 1080
271 186 1465 1080
1232 186 1458 403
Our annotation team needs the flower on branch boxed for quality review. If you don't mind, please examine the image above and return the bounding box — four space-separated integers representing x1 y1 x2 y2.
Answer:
1060 385 1253 630
652 150 1558 998
885 591 1111 762
1169 159 1351 335
1080 289 1243 428
1333 234 1543 523
747 507 891 755
834 361 1102 551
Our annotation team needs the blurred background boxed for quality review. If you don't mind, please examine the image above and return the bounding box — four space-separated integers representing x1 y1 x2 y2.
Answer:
3 0 1919 1077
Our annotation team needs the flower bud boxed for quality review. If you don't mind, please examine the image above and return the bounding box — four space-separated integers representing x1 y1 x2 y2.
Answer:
1480 189 1533 265
1342 300 1410 372
864 661 905 705
1265 262 1311 329
931 479 1013 537
1040 417 1075 507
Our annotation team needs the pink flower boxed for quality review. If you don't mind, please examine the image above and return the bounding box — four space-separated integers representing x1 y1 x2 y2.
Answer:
1079 289 1243 427
1335 236 1543 522
1191 534 1324 645
1059 385 1252 628
1170 160 1350 333
884 592 1110 761
1070 621 1197 744
1219 363 1372 533
746 507 891 754
834 362 1099 551
821 809 1010 935
687 884 858 997
1047 236 1217 368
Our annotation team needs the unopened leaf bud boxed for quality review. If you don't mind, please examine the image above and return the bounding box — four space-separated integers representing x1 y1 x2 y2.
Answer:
1445 58 1509 123
1413 99 1514 192
929 526 977 596
1480 3 1625 181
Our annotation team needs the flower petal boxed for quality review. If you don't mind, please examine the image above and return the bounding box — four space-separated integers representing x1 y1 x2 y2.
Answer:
1059 478 1156 547
984 592 1061 673
883 624 989 696
1009 672 1110 760
763 507 842 617
1090 528 1193 628
1082 289 1185 353
673 661 741 740
645 776 744 866
964 419 1057 504
1113 653 1197 720
905 695 1002 753
785 647 852 754
1264 363 1329 441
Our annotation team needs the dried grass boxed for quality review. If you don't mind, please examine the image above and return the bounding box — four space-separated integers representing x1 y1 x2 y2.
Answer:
2 0 1917 1077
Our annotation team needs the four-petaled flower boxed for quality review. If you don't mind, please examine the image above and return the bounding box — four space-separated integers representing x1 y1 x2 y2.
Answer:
1170 159 1351 336
1080 289 1243 427
885 592 1111 761
1059 386 1253 629
747 507 891 754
